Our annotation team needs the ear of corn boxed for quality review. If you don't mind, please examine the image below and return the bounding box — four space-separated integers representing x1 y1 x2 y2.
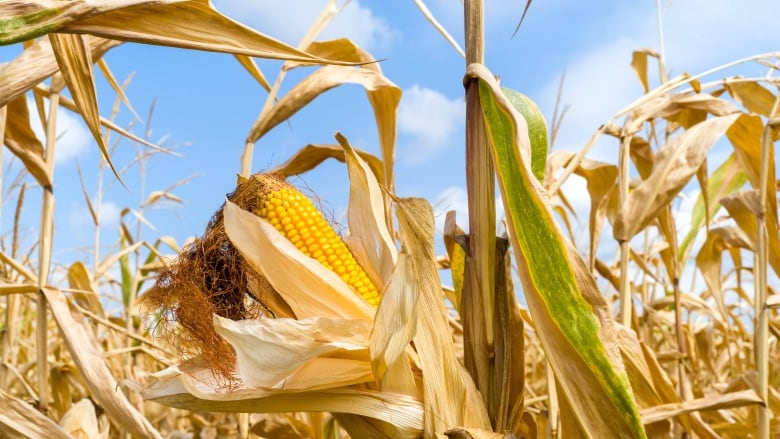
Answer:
254 174 380 306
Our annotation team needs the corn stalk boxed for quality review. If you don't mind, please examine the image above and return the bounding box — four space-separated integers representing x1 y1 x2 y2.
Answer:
462 0 497 413
36 91 59 412
756 95 779 439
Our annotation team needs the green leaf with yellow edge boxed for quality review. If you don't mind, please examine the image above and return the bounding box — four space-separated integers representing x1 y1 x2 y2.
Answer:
468 63 646 438
500 86 548 181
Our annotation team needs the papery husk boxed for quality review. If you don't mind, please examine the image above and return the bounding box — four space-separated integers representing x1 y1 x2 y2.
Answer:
139 361 424 439
213 315 374 390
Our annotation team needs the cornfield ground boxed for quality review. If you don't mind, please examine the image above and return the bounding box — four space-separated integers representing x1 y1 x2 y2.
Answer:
0 1 778 438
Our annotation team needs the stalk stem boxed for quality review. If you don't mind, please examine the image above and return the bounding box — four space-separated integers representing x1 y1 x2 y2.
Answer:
756 94 779 438
37 93 60 411
462 0 496 415
618 133 632 327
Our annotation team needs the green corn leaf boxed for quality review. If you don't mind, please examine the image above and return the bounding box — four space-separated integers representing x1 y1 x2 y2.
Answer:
119 235 133 309
468 63 646 439
501 87 548 181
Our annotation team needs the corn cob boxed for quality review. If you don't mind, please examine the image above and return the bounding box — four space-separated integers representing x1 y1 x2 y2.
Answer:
253 174 380 306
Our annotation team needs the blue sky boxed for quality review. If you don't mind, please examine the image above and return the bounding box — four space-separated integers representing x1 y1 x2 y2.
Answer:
2 0 779 285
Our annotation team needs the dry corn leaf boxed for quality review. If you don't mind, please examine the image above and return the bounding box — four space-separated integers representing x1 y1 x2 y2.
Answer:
615 325 719 438
3 95 50 188
339 133 397 284
631 49 659 94
411 0 465 58
628 136 654 180
96 57 140 120
61 1 333 64
41 287 163 439
223 199 374 321
0 391 71 439
49 33 121 179
141 365 424 438
0 35 120 109
246 65 400 190
627 94 738 135
614 113 741 241
442 211 465 314
659 92 731 132
727 113 778 221
67 261 105 318
59 398 100 439
655 208 680 288
725 78 777 116
292 38 377 70
49 364 75 421
638 338 719 438
721 190 780 277
492 239 525 434
270 143 384 183
470 63 646 438
696 226 753 321
395 198 491 436
144 190 184 206
234 54 272 92
571 155 618 269
214 315 373 390
641 390 763 425
75 163 99 226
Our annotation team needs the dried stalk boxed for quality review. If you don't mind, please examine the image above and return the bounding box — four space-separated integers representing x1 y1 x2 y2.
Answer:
462 0 496 414
546 361 559 439
618 131 632 327
756 94 779 439
0 105 8 390
655 0 669 84
36 92 60 412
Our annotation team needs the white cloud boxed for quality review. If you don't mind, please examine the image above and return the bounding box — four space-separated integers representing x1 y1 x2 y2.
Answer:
28 100 92 166
398 85 464 163
213 0 395 51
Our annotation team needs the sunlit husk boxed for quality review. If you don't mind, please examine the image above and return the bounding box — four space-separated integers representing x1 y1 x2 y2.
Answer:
214 315 373 390
140 363 424 438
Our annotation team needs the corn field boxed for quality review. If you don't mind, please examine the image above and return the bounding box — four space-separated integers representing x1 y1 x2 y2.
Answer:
0 1 778 438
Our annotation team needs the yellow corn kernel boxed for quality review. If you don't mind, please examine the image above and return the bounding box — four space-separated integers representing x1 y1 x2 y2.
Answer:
253 174 380 306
